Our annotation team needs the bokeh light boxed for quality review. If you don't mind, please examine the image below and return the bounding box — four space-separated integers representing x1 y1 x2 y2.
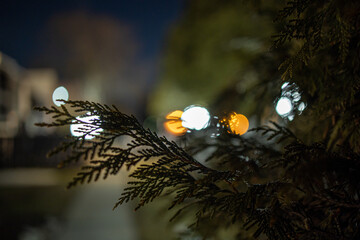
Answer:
277 82 306 119
298 102 306 112
281 82 289 89
70 113 103 140
275 97 293 116
181 105 210 130
164 110 187 136
52 86 69 107
227 113 249 135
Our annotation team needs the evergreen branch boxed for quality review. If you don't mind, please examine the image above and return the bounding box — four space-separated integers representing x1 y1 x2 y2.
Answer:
36 100 360 238
313 193 360 209
275 0 311 20
249 121 298 143
36 100 218 211
278 41 312 81
334 13 352 63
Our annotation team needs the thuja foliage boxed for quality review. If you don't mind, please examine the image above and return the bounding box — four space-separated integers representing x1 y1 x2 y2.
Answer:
272 0 360 151
35 101 360 239
36 0 360 239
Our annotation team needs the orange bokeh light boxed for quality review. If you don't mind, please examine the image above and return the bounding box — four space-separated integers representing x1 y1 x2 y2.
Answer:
228 113 249 135
164 110 187 136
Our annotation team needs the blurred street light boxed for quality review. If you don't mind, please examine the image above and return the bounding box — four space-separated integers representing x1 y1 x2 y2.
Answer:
181 105 210 130
228 113 249 135
70 113 102 140
164 110 187 136
52 86 69 107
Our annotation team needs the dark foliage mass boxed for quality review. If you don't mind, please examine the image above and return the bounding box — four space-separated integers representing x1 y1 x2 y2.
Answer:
36 0 360 239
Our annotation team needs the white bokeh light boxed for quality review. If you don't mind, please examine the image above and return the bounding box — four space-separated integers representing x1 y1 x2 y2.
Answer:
292 92 301 102
70 113 103 140
298 102 306 112
281 82 301 102
52 86 69 107
181 105 210 130
281 82 289 89
276 97 293 116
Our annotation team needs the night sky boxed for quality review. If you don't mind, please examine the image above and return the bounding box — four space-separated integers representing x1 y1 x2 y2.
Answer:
0 0 183 67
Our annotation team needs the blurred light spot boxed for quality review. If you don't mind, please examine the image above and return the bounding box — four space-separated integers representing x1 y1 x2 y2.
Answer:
292 92 301 102
276 97 293 116
228 113 249 135
210 132 220 138
164 110 187 135
52 86 69 106
298 102 306 112
181 106 210 130
70 113 103 140
278 82 306 119
281 82 289 89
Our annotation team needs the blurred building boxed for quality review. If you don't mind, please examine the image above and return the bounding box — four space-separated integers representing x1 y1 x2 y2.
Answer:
0 52 58 137
0 52 22 138
0 52 60 167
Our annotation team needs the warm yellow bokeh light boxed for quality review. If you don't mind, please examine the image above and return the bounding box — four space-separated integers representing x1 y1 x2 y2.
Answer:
164 110 187 136
228 113 249 135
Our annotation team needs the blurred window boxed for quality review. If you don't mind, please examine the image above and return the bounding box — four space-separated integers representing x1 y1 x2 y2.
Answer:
0 70 10 121
0 70 9 90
